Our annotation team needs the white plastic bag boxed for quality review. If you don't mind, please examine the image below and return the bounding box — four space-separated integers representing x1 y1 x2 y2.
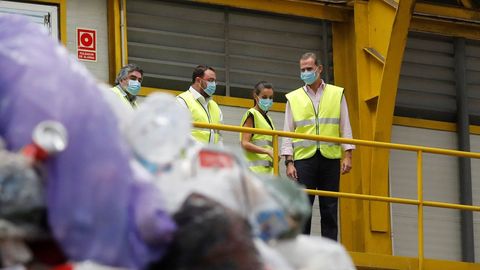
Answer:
272 235 356 270
254 238 293 270
155 145 290 241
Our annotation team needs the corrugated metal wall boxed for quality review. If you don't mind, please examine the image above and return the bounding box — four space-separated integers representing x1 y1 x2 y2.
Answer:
392 31 480 262
469 134 480 262
395 33 456 122
390 126 461 261
126 0 332 102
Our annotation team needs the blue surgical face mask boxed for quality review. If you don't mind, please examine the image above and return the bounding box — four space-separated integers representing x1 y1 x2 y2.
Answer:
258 98 273 112
300 68 318 85
126 79 141 95
204 81 216 96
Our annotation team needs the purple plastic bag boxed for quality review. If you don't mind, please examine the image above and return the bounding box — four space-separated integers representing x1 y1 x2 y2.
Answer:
0 15 175 269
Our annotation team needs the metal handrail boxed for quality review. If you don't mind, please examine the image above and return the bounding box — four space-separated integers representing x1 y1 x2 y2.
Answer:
194 122 480 270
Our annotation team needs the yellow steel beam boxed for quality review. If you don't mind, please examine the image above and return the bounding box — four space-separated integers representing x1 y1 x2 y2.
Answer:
411 3 480 40
414 2 480 23
189 0 350 22
411 16 480 40
332 19 366 252
370 0 416 235
107 0 122 84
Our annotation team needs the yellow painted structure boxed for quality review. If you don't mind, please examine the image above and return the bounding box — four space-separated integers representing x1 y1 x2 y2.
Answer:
107 0 480 268
195 122 480 270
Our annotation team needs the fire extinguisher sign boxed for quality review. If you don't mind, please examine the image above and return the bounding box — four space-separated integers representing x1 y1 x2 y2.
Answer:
76 28 97 62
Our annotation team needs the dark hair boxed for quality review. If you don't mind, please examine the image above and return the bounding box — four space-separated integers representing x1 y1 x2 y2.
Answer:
191 65 216 83
115 63 143 85
252 81 274 106
300 52 321 66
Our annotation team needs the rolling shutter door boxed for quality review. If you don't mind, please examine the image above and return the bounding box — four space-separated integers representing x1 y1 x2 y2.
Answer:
126 0 333 102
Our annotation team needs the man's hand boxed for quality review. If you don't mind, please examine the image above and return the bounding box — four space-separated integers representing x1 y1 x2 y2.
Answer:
341 150 352 175
286 163 298 180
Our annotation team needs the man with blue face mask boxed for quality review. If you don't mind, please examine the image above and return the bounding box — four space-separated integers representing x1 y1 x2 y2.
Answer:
281 52 355 241
177 65 223 144
111 63 143 109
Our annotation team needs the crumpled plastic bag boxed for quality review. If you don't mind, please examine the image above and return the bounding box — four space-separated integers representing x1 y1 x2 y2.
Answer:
0 15 175 269
0 145 44 224
271 235 356 270
259 175 311 239
149 193 263 270
156 145 296 241
254 238 293 270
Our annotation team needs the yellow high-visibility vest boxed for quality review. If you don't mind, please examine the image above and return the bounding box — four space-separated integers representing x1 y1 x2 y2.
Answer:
110 85 138 109
178 90 221 144
240 108 275 174
286 84 343 160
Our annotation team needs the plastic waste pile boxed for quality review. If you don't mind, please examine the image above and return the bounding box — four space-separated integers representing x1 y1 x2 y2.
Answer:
0 14 356 270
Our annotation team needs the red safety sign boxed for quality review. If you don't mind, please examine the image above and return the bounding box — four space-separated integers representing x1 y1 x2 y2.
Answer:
76 28 97 62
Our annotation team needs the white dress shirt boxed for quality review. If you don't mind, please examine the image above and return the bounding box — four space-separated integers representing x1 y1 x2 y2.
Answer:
177 87 223 145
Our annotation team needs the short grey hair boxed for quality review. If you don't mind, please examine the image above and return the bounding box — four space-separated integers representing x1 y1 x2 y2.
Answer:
114 63 143 85
300 52 321 66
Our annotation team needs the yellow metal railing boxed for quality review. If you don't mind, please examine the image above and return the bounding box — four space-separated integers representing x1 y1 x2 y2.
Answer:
194 122 480 270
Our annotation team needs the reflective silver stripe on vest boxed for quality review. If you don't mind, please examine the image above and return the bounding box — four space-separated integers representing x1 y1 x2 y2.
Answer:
294 118 339 128
293 140 338 148
252 139 272 147
318 118 340 124
249 160 273 167
294 119 316 128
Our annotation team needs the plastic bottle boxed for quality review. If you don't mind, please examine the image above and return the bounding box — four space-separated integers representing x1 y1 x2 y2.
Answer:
125 93 191 170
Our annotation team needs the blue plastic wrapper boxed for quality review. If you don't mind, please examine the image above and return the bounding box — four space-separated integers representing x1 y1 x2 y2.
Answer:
0 15 175 269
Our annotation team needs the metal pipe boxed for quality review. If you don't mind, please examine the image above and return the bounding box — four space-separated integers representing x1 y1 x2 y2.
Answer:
417 151 424 270
303 189 480 211
454 37 475 262
193 122 480 159
273 134 279 176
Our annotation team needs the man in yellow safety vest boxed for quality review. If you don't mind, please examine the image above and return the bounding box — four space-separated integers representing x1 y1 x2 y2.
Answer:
110 64 143 110
281 52 355 241
177 65 223 144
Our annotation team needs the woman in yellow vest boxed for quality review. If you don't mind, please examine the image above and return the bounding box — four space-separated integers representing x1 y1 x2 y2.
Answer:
240 81 275 174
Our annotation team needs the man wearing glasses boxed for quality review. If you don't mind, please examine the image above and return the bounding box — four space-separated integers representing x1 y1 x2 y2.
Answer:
177 65 223 145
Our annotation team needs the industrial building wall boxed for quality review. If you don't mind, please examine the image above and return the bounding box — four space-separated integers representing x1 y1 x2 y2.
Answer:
390 125 461 261
391 128 480 262
391 30 480 262
66 0 109 83
469 134 480 262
